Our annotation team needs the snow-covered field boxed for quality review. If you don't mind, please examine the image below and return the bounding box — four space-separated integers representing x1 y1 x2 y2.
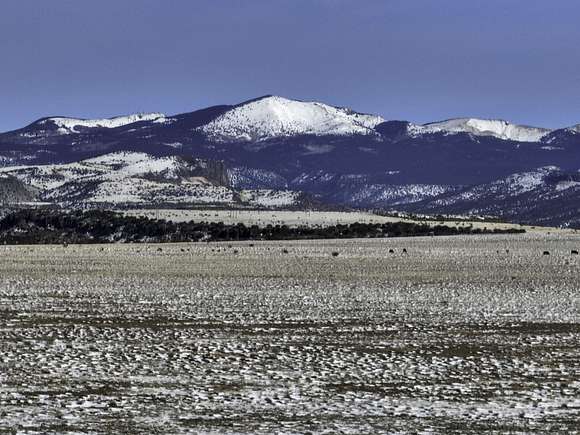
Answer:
122 208 578 234
1 234 579 433
123 208 400 227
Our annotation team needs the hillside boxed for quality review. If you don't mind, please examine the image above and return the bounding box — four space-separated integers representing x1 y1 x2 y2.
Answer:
399 167 580 228
0 152 304 208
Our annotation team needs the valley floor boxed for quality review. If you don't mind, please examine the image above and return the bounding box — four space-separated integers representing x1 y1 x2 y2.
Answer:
122 208 404 227
1 234 579 433
122 208 579 234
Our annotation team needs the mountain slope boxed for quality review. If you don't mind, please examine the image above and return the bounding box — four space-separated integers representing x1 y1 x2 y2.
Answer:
40 113 168 134
0 175 38 204
0 152 303 208
408 118 550 142
399 167 580 227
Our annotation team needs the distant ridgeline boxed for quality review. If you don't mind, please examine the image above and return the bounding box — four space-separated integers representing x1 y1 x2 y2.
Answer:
1 95 580 228
0 209 524 244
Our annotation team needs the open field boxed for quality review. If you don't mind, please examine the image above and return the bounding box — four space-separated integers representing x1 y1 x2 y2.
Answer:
1 234 580 433
122 208 580 234
122 208 409 228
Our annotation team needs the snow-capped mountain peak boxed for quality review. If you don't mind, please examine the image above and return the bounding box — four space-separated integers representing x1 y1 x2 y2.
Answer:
41 113 167 133
408 118 551 142
199 95 385 142
566 124 580 134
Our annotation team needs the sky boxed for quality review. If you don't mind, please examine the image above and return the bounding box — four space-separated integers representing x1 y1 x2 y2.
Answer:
1 0 579 132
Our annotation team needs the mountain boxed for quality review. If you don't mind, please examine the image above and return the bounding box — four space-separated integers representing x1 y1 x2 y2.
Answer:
399 167 580 228
198 95 385 142
40 113 168 134
1 95 579 226
0 151 304 208
408 118 551 142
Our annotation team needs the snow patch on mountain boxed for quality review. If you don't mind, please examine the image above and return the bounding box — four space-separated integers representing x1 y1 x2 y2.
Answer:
425 167 559 207
555 180 580 191
349 184 452 206
0 152 190 192
500 166 558 194
77 178 233 204
408 118 551 142
43 113 166 133
163 142 183 149
229 167 289 190
199 96 384 142
0 152 304 208
302 144 335 155
239 190 302 207
398 166 580 228
290 170 455 207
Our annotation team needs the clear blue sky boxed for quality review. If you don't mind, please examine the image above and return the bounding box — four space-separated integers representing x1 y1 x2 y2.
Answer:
1 0 579 131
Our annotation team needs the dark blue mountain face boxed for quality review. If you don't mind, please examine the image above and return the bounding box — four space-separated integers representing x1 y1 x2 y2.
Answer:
399 167 580 228
0 104 234 164
1 97 579 226
2 115 578 182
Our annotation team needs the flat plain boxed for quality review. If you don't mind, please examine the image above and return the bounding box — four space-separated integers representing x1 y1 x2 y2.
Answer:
1 233 579 433
122 208 580 235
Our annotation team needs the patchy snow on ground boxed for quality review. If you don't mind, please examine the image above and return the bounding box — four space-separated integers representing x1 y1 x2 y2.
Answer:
350 184 451 205
0 152 305 207
86 178 235 204
494 167 557 195
228 167 289 190
0 152 235 205
1 234 579 433
432 167 560 207
239 189 302 207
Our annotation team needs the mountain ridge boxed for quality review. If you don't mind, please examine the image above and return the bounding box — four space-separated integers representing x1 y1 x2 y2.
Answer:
6 95 577 140
1 95 579 227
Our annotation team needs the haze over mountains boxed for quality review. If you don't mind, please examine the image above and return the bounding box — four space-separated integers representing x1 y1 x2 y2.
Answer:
1 95 579 227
